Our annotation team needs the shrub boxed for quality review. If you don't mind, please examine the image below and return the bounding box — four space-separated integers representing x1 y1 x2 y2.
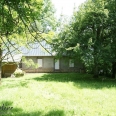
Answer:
14 68 25 77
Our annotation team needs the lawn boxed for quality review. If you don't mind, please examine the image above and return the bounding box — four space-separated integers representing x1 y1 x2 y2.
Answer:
0 73 116 116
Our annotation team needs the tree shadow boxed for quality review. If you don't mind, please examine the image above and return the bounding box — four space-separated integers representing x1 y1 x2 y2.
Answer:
32 73 87 82
44 110 64 116
0 100 64 116
0 100 23 116
30 73 116 89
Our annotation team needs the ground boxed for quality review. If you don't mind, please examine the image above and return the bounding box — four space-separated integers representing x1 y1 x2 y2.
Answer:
0 73 116 116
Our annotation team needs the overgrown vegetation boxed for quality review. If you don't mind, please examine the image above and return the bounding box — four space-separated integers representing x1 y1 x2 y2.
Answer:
53 0 116 78
0 0 56 78
13 68 25 77
0 73 116 116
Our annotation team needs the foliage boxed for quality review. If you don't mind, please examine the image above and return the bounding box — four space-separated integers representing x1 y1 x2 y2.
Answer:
13 68 25 77
0 0 56 46
53 0 116 78
72 0 109 77
22 57 38 69
0 0 57 78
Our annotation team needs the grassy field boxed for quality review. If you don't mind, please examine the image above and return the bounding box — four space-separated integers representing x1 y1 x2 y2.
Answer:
0 73 116 116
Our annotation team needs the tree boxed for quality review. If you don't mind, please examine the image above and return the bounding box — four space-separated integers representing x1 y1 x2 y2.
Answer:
106 0 116 78
53 0 115 78
74 0 109 78
0 0 56 79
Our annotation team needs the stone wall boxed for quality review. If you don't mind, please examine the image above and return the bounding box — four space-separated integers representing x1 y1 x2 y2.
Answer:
22 56 54 73
22 56 85 73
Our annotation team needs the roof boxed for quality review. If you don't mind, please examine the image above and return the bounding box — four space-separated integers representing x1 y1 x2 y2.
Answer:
2 41 55 63
2 54 22 62
21 41 53 56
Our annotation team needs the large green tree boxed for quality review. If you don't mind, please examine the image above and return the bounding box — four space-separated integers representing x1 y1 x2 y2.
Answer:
53 0 116 78
0 0 56 79
73 0 109 78
106 0 116 78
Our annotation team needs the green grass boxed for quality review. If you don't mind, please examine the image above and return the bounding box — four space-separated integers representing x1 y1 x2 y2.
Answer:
0 73 116 116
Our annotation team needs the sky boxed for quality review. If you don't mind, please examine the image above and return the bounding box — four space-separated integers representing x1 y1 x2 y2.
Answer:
51 0 86 18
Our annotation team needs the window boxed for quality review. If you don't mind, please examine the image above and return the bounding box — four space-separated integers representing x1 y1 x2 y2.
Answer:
19 59 22 68
69 59 74 67
38 59 42 67
55 59 59 69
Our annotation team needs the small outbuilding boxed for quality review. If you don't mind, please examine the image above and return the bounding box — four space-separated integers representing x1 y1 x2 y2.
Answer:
2 54 22 77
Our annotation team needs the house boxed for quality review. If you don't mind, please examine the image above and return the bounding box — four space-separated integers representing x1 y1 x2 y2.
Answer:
2 54 22 77
21 42 85 73
2 41 85 77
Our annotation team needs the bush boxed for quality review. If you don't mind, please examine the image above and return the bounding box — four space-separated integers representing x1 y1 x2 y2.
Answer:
14 68 25 77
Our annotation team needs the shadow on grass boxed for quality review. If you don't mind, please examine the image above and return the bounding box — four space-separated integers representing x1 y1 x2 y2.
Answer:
44 110 64 116
0 100 64 116
0 100 23 116
30 73 116 89
1 73 116 89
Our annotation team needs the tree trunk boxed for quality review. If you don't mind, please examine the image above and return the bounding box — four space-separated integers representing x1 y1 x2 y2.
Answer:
0 46 2 81
93 55 99 78
0 60 1 80
111 62 116 79
93 64 99 78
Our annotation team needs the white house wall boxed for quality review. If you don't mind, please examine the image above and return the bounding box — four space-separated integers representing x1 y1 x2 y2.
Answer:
22 56 54 72
22 56 85 73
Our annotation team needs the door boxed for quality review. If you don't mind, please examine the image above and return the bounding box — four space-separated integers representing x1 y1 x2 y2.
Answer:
55 59 59 70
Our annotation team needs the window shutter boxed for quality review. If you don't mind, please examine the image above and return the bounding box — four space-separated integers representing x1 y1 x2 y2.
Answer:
38 59 42 67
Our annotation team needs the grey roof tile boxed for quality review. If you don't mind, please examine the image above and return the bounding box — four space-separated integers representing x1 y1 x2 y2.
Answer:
21 41 53 56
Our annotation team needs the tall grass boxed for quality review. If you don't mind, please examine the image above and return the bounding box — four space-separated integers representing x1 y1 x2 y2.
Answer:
0 73 116 116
